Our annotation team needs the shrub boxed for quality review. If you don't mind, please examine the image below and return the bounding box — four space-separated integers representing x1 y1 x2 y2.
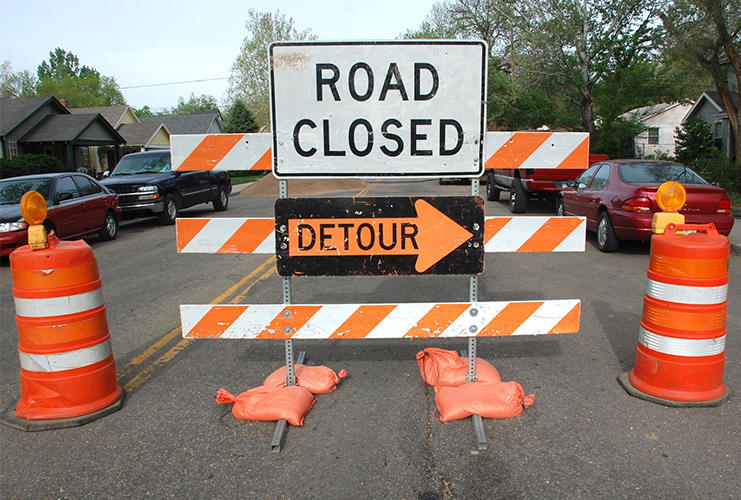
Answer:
0 154 65 179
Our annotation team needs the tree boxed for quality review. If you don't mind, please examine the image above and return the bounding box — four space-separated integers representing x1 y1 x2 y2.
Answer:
227 9 316 130
0 61 37 98
35 48 126 107
168 93 219 115
223 100 259 133
675 117 720 166
519 0 661 135
402 2 461 39
660 0 741 165
133 105 155 118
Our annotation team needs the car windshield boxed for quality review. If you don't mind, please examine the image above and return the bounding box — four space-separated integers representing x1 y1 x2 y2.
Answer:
0 178 53 205
619 162 708 185
112 154 171 175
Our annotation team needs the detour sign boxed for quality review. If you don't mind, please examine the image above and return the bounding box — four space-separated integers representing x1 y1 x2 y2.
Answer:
275 197 485 276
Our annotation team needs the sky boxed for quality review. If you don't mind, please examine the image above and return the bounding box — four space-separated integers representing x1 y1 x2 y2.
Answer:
0 0 439 112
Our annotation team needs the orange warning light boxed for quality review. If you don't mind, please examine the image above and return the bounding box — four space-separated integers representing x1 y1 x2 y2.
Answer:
656 181 686 213
19 191 47 225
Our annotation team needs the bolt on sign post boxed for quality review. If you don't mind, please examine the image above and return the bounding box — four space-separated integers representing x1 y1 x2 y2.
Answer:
1 192 124 432
172 40 587 451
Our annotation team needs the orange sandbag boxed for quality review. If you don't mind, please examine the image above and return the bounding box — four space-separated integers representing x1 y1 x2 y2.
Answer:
262 364 348 395
434 381 535 422
416 348 501 387
216 385 316 426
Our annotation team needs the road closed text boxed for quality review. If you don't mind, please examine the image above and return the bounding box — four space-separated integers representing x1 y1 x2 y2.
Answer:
270 41 487 177
292 62 464 159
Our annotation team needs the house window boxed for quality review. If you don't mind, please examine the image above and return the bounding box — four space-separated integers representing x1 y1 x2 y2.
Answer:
7 140 18 159
647 128 659 145
714 121 723 139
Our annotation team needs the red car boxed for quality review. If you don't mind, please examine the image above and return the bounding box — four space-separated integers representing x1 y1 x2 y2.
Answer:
0 172 122 257
557 159 734 252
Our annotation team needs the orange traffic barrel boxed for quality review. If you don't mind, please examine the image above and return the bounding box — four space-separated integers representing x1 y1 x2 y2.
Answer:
1 234 123 430
618 223 730 406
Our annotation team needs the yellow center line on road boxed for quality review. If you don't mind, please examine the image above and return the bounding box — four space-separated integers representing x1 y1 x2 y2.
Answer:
118 255 275 390
356 183 375 197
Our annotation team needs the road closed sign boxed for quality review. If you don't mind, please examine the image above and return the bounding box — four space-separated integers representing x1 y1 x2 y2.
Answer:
269 41 487 178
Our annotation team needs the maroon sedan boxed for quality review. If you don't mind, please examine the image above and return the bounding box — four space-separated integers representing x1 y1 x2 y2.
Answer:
0 173 122 256
556 159 734 252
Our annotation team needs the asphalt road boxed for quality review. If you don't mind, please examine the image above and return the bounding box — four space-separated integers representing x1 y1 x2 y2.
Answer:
1 180 740 500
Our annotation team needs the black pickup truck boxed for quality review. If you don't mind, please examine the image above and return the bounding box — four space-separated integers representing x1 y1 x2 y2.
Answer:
100 150 231 225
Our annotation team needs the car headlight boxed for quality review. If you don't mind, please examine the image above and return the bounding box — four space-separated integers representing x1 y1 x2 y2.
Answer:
136 185 160 200
0 221 28 233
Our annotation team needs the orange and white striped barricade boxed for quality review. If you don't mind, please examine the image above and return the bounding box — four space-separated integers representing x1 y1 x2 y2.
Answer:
483 131 589 170
618 223 731 406
180 301 581 340
171 133 272 172
176 216 586 254
169 125 589 451
171 131 589 174
1 236 124 431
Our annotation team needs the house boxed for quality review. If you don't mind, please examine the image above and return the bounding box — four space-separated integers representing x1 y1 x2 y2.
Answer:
140 110 224 135
683 91 738 162
0 96 125 173
621 102 694 158
69 105 170 172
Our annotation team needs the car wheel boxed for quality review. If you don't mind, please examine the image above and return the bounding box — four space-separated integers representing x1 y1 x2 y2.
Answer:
486 173 500 201
509 179 527 213
213 184 229 211
597 211 619 252
556 198 565 217
158 194 179 225
98 211 118 241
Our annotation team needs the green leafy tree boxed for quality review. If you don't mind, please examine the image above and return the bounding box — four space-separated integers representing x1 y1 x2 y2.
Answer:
168 93 219 115
660 0 741 165
223 100 259 133
228 9 316 130
35 48 125 107
0 61 37 98
675 117 719 166
133 105 155 118
519 0 661 135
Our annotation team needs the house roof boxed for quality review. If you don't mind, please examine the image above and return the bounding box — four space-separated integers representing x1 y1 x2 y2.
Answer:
140 111 223 134
0 96 68 137
19 113 125 144
621 102 689 122
68 105 134 128
685 91 740 119
117 122 169 147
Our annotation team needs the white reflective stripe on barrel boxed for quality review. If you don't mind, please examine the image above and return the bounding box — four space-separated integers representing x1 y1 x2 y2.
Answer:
19 339 113 372
646 279 728 305
13 288 103 317
638 327 726 357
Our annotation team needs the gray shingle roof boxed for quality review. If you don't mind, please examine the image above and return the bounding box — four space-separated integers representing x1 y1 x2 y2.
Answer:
68 105 132 127
140 111 223 134
0 96 67 136
117 122 168 146
20 114 124 143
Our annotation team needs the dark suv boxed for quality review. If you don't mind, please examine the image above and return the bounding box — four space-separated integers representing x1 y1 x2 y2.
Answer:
100 150 231 224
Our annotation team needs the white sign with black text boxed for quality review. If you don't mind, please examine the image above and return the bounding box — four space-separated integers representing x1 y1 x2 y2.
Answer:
269 41 487 178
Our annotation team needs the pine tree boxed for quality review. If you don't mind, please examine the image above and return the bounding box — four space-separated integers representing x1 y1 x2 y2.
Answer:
223 100 259 133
